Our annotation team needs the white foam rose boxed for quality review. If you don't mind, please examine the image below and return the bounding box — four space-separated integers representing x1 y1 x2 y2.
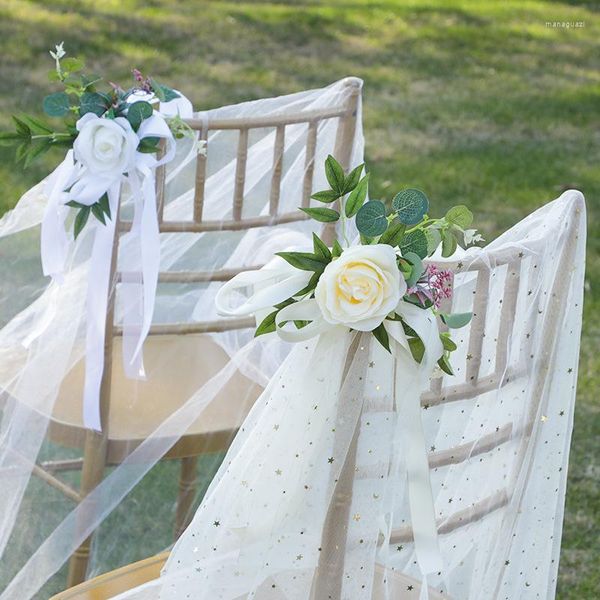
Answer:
73 113 139 176
315 244 406 332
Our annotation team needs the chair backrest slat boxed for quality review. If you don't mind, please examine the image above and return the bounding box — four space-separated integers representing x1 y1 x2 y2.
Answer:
495 260 521 375
465 269 490 383
232 128 249 221
269 125 286 216
302 120 319 208
193 124 209 223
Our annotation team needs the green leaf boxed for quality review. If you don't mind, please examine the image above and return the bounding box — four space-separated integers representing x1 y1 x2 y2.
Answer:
332 240 343 258
440 312 472 329
403 251 424 288
392 189 429 226
300 206 340 223
408 336 425 363
0 131 25 146
343 163 364 194
311 189 340 204
12 117 32 138
73 206 90 239
400 229 428 259
79 92 109 117
440 332 457 352
294 271 321 296
441 229 458 257
324 154 345 195
255 309 278 337
345 173 369 217
379 219 405 247
127 101 153 131
445 205 473 229
437 355 454 376
62 57 85 72
312 232 332 260
18 116 53 135
150 79 180 102
98 193 111 219
23 140 51 168
425 227 442 255
15 141 29 164
355 200 387 237
275 251 327 272
91 202 107 225
43 92 71 117
65 200 86 209
137 136 161 154
372 323 391 353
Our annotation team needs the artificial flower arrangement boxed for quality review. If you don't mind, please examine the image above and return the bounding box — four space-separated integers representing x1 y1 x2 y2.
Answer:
253 155 483 374
0 43 193 238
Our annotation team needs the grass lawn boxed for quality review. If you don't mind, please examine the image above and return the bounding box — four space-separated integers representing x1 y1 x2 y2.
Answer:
0 1 598 598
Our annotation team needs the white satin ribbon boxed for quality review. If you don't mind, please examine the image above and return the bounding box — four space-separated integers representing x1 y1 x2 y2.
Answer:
38 96 191 430
215 262 445 595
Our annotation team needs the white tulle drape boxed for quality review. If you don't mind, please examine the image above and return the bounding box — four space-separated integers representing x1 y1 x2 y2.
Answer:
111 190 585 600
0 78 364 599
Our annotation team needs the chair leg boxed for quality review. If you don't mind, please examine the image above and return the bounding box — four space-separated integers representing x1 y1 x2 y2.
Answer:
67 430 109 587
174 456 199 540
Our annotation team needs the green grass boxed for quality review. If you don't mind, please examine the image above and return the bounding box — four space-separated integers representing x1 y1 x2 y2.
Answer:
0 0 598 598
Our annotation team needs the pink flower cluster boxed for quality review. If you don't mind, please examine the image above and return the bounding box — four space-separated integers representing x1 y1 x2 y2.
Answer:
407 264 453 308
132 68 153 93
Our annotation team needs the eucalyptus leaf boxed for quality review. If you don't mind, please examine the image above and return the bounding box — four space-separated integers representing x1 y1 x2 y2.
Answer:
137 136 161 154
441 229 458 257
445 205 473 229
324 154 345 195
300 207 340 223
43 92 71 117
355 200 387 237
127 101 153 131
403 251 424 288
400 229 428 259
345 173 369 217
425 227 442 255
440 312 472 329
79 92 109 117
392 188 429 226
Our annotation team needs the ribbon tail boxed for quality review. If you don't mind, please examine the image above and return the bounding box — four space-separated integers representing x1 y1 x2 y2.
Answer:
130 167 160 363
419 573 430 600
82 184 119 431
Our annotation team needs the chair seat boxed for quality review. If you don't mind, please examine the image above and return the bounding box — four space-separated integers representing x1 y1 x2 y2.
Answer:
50 553 447 600
47 334 263 462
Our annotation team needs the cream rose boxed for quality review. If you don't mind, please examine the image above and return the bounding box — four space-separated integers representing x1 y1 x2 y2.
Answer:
315 244 406 331
73 114 139 175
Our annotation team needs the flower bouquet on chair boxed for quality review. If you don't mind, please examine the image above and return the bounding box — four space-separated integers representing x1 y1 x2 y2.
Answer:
115 155 483 600
0 43 195 431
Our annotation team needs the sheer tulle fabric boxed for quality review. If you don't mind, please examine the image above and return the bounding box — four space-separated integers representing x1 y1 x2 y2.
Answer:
0 79 365 599
112 190 585 600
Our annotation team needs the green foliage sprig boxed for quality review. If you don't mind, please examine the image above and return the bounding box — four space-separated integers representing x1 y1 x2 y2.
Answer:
256 155 484 375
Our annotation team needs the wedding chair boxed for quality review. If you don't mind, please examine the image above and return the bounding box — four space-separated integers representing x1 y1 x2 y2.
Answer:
13 77 363 589
49 190 584 599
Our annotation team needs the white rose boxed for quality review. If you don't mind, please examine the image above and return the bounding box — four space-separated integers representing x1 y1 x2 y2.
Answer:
315 244 406 332
73 114 139 175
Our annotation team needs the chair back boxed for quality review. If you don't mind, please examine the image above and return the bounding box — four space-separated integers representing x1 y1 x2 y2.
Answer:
98 78 363 433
